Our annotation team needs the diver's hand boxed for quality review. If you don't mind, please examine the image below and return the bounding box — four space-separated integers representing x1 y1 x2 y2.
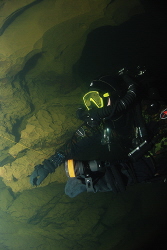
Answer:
30 164 49 186
30 152 65 186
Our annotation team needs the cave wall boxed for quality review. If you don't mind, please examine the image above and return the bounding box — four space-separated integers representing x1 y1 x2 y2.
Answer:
0 0 144 192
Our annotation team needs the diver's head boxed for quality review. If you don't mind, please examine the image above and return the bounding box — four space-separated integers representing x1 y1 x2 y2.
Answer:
83 75 123 111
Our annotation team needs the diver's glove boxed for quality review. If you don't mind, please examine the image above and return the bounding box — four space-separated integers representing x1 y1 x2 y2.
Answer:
30 164 49 186
30 152 65 186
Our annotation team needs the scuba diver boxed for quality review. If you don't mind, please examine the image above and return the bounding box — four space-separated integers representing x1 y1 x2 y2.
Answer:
30 67 167 197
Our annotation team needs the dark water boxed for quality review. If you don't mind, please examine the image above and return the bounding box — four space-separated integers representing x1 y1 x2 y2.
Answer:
75 1 167 91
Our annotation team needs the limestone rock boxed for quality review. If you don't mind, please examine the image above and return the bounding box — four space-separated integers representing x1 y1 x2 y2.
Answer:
0 188 14 211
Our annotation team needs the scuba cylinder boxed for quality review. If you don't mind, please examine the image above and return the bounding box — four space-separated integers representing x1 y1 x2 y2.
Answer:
65 159 127 193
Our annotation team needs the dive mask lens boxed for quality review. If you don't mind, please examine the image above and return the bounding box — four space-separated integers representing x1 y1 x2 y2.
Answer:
83 91 104 110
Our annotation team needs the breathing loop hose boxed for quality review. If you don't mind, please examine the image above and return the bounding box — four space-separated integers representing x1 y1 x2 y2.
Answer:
97 75 137 120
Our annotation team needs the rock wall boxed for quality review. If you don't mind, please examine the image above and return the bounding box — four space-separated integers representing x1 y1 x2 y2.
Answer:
0 0 144 192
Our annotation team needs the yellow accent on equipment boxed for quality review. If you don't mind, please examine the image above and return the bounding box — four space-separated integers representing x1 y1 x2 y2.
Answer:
83 91 104 110
83 91 110 110
66 159 76 177
103 92 109 97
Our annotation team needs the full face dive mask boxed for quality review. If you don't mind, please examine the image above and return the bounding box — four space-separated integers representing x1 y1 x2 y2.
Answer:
83 91 109 110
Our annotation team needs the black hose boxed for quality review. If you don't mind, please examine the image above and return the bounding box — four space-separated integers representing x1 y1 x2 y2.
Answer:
97 78 137 120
